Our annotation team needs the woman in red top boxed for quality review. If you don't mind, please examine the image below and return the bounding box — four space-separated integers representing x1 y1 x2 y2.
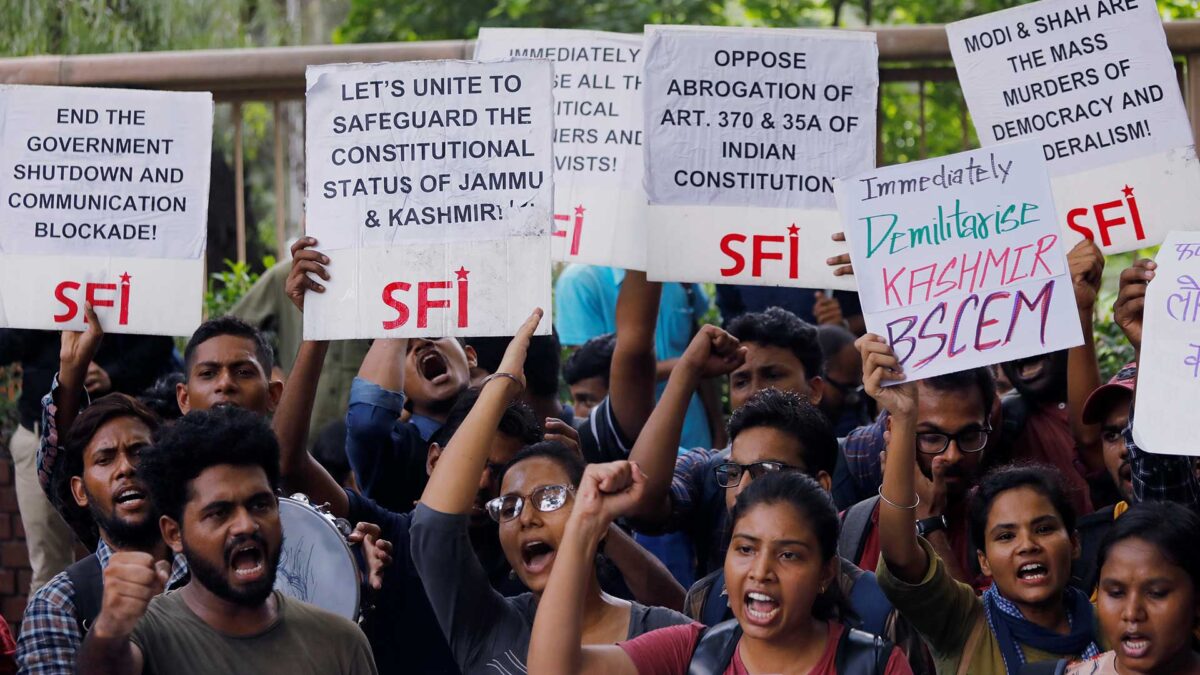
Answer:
528 462 911 674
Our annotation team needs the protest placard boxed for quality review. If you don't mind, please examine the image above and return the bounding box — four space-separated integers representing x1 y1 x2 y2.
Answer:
475 28 648 270
837 141 1083 382
642 25 876 289
0 85 211 336
304 59 554 339
1131 231 1200 455
948 0 1200 254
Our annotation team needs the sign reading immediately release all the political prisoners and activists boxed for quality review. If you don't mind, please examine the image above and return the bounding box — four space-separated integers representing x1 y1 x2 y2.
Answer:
642 25 877 290
475 28 649 270
948 0 1200 255
0 85 211 336
837 141 1083 383
304 59 554 340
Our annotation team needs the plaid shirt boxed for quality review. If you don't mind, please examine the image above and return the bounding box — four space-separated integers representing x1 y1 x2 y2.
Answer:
1126 410 1200 510
662 446 732 576
35 374 87 500
16 540 188 675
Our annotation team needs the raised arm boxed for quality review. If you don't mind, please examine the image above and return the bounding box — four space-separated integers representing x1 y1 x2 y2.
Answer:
55 303 104 437
419 309 542 514
528 462 645 675
608 270 661 443
858 335 926 584
1065 240 1104 473
627 326 744 523
77 552 166 675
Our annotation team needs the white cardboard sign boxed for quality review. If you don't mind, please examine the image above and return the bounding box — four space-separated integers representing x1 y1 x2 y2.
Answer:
837 142 1083 382
304 59 554 339
642 25 875 289
1132 231 1200 455
948 0 1200 254
0 85 211 336
475 29 649 270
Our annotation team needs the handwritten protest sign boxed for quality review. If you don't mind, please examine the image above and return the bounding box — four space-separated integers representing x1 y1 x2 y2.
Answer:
1131 231 1200 455
948 0 1200 254
304 59 554 339
475 29 648 270
0 85 211 336
642 25 876 289
837 142 1083 382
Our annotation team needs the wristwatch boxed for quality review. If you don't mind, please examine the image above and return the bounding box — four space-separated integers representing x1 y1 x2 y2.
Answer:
915 515 949 538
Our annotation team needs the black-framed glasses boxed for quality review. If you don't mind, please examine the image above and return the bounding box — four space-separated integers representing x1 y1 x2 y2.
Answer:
714 461 797 488
915 426 991 455
485 484 574 523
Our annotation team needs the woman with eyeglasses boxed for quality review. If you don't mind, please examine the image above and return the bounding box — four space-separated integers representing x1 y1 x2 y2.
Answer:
410 309 690 675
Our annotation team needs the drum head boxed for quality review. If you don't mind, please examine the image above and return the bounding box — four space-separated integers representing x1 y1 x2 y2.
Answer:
274 497 360 620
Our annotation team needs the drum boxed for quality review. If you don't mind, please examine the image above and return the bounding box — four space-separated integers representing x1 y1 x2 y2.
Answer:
274 494 361 621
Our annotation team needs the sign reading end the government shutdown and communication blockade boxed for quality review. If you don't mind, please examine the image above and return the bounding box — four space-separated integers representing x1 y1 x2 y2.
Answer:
0 85 211 336
304 59 554 340
838 142 1083 383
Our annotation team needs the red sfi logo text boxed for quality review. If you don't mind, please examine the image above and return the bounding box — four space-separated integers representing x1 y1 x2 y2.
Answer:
54 272 131 325
381 267 469 330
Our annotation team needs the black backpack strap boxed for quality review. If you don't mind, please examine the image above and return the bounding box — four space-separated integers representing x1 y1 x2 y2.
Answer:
687 619 741 675
838 496 880 566
1019 660 1068 675
834 627 893 675
65 554 104 636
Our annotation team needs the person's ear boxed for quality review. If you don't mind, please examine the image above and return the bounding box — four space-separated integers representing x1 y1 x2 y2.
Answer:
160 515 184 554
807 376 824 406
426 442 443 477
816 471 832 493
463 345 478 369
977 549 993 578
70 476 89 508
267 379 284 413
820 555 839 593
176 380 191 414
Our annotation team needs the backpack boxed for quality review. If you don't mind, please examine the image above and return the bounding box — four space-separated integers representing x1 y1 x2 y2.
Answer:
64 554 103 636
837 496 880 567
686 619 893 675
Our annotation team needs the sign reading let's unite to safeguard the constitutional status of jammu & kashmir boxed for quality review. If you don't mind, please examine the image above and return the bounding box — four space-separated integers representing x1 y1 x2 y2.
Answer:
948 0 1200 255
1132 231 1200 456
837 142 1083 382
304 59 555 340
475 29 649 270
642 26 877 290
0 85 211 336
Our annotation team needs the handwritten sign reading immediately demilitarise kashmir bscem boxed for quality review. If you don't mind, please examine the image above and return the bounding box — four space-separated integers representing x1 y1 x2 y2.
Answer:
304 59 554 339
0 85 211 336
475 29 649 270
948 0 1200 255
642 26 876 290
1131 231 1200 456
838 142 1083 382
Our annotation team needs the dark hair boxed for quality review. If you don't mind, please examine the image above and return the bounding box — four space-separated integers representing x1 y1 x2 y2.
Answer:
54 394 161 547
563 333 615 386
465 332 562 397
969 464 1077 551
729 471 851 622
921 367 997 421
311 419 351 485
429 387 542 449
140 407 280 523
183 315 274 377
1097 501 1200 591
139 372 186 421
816 324 857 370
496 441 585 490
727 307 823 381
727 388 838 477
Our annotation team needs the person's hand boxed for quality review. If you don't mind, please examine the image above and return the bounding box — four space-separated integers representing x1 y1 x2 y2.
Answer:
679 325 746 379
857 334 917 418
490 309 544 395
813 292 845 326
349 522 394 591
826 232 854 277
91 551 170 640
1114 258 1154 353
915 454 950 520
570 461 647 538
286 237 331 313
59 302 104 391
544 418 581 457
1067 239 1104 313
84 362 112 395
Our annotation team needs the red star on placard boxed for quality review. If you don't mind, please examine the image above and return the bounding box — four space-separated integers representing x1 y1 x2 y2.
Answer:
119 272 131 283
574 205 586 216
787 224 800 236
454 266 470 281
1122 185 1135 198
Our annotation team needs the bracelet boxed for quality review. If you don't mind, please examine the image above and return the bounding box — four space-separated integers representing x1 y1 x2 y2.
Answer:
482 372 524 394
877 485 920 510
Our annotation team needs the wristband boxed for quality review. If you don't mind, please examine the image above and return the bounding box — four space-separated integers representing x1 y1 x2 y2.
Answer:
482 372 524 394
915 515 949 538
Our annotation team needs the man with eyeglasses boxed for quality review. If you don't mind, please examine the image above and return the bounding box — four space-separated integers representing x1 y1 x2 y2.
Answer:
838 368 997 592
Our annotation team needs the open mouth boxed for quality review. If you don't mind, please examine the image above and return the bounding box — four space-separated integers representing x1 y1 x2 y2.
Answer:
1120 633 1151 659
743 591 781 625
228 542 267 582
418 350 450 383
113 486 147 510
1014 356 1047 382
1017 562 1049 583
520 540 556 575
